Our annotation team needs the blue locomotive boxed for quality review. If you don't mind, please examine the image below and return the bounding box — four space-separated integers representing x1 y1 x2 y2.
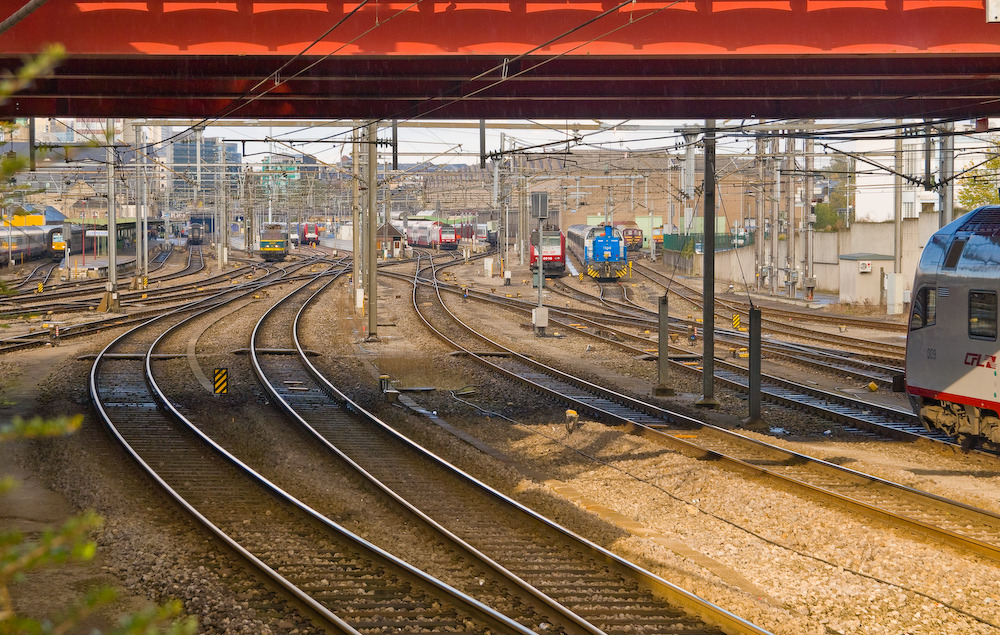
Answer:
566 224 629 280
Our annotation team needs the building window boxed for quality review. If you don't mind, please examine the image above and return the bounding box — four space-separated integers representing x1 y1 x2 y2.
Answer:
969 291 997 340
909 287 936 330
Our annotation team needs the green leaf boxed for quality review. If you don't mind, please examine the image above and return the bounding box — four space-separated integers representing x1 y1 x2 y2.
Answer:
0 415 84 442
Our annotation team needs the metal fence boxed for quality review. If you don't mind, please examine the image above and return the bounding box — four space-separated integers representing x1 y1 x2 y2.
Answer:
660 231 755 253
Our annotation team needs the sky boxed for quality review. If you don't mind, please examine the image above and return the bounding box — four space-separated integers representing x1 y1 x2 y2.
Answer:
200 119 765 167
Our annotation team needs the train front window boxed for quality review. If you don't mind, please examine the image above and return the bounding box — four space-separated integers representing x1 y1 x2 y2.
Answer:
542 234 561 247
969 291 998 340
943 238 967 269
908 287 936 330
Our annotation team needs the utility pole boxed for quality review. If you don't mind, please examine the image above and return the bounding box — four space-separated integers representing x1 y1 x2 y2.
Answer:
531 192 548 337
884 119 905 316
139 125 148 280
366 121 378 340
519 174 527 265
894 120 903 276
133 122 147 282
697 120 718 408
217 141 224 271
804 134 815 300
383 160 390 258
770 137 780 296
101 119 120 313
647 177 654 261
221 141 229 269
352 123 362 310
786 135 795 297
195 126 202 220
939 121 954 228
495 133 504 273
246 167 254 256
682 127 698 234
755 126 765 290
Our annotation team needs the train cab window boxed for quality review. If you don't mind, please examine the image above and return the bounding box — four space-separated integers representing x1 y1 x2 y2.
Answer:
908 287 936 330
943 238 967 269
969 291 998 340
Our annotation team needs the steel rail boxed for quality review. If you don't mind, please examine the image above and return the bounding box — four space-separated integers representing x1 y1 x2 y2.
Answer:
248 265 580 634
406 254 1000 568
92 259 524 633
630 262 906 359
143 263 529 634
408 253 774 635
2 242 182 304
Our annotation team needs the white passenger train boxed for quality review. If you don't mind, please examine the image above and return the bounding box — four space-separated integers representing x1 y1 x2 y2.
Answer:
391 218 458 250
905 205 1000 448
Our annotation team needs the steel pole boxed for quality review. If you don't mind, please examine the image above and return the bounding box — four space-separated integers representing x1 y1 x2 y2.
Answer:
366 121 378 340
104 121 120 312
697 120 718 408
352 124 362 311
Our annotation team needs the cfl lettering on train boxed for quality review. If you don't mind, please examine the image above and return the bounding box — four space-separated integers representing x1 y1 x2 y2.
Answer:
964 352 997 368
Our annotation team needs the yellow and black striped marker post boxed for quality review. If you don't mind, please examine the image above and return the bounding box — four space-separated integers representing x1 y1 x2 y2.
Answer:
733 314 741 330
36 282 43 294
213 368 228 394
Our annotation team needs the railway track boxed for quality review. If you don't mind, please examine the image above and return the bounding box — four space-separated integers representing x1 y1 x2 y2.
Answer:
630 262 907 361
247 255 753 634
0 246 196 318
9 261 58 289
0 248 325 354
401 253 1000 570
546 276 904 385
388 268 924 445
91 259 528 634
2 244 175 301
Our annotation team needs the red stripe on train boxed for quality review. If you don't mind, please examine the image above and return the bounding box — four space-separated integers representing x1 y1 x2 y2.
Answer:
907 385 1000 411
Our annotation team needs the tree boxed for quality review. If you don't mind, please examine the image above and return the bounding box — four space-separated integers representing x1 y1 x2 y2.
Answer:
0 47 196 635
957 136 1000 210
813 202 843 231
813 154 854 230
1 416 197 634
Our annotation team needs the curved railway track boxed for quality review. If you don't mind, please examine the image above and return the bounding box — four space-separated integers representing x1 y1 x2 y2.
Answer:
0 246 196 318
9 261 58 289
0 247 335 354
384 267 928 447
3 245 175 301
248 258 750 634
90 258 528 634
398 253 1000 573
